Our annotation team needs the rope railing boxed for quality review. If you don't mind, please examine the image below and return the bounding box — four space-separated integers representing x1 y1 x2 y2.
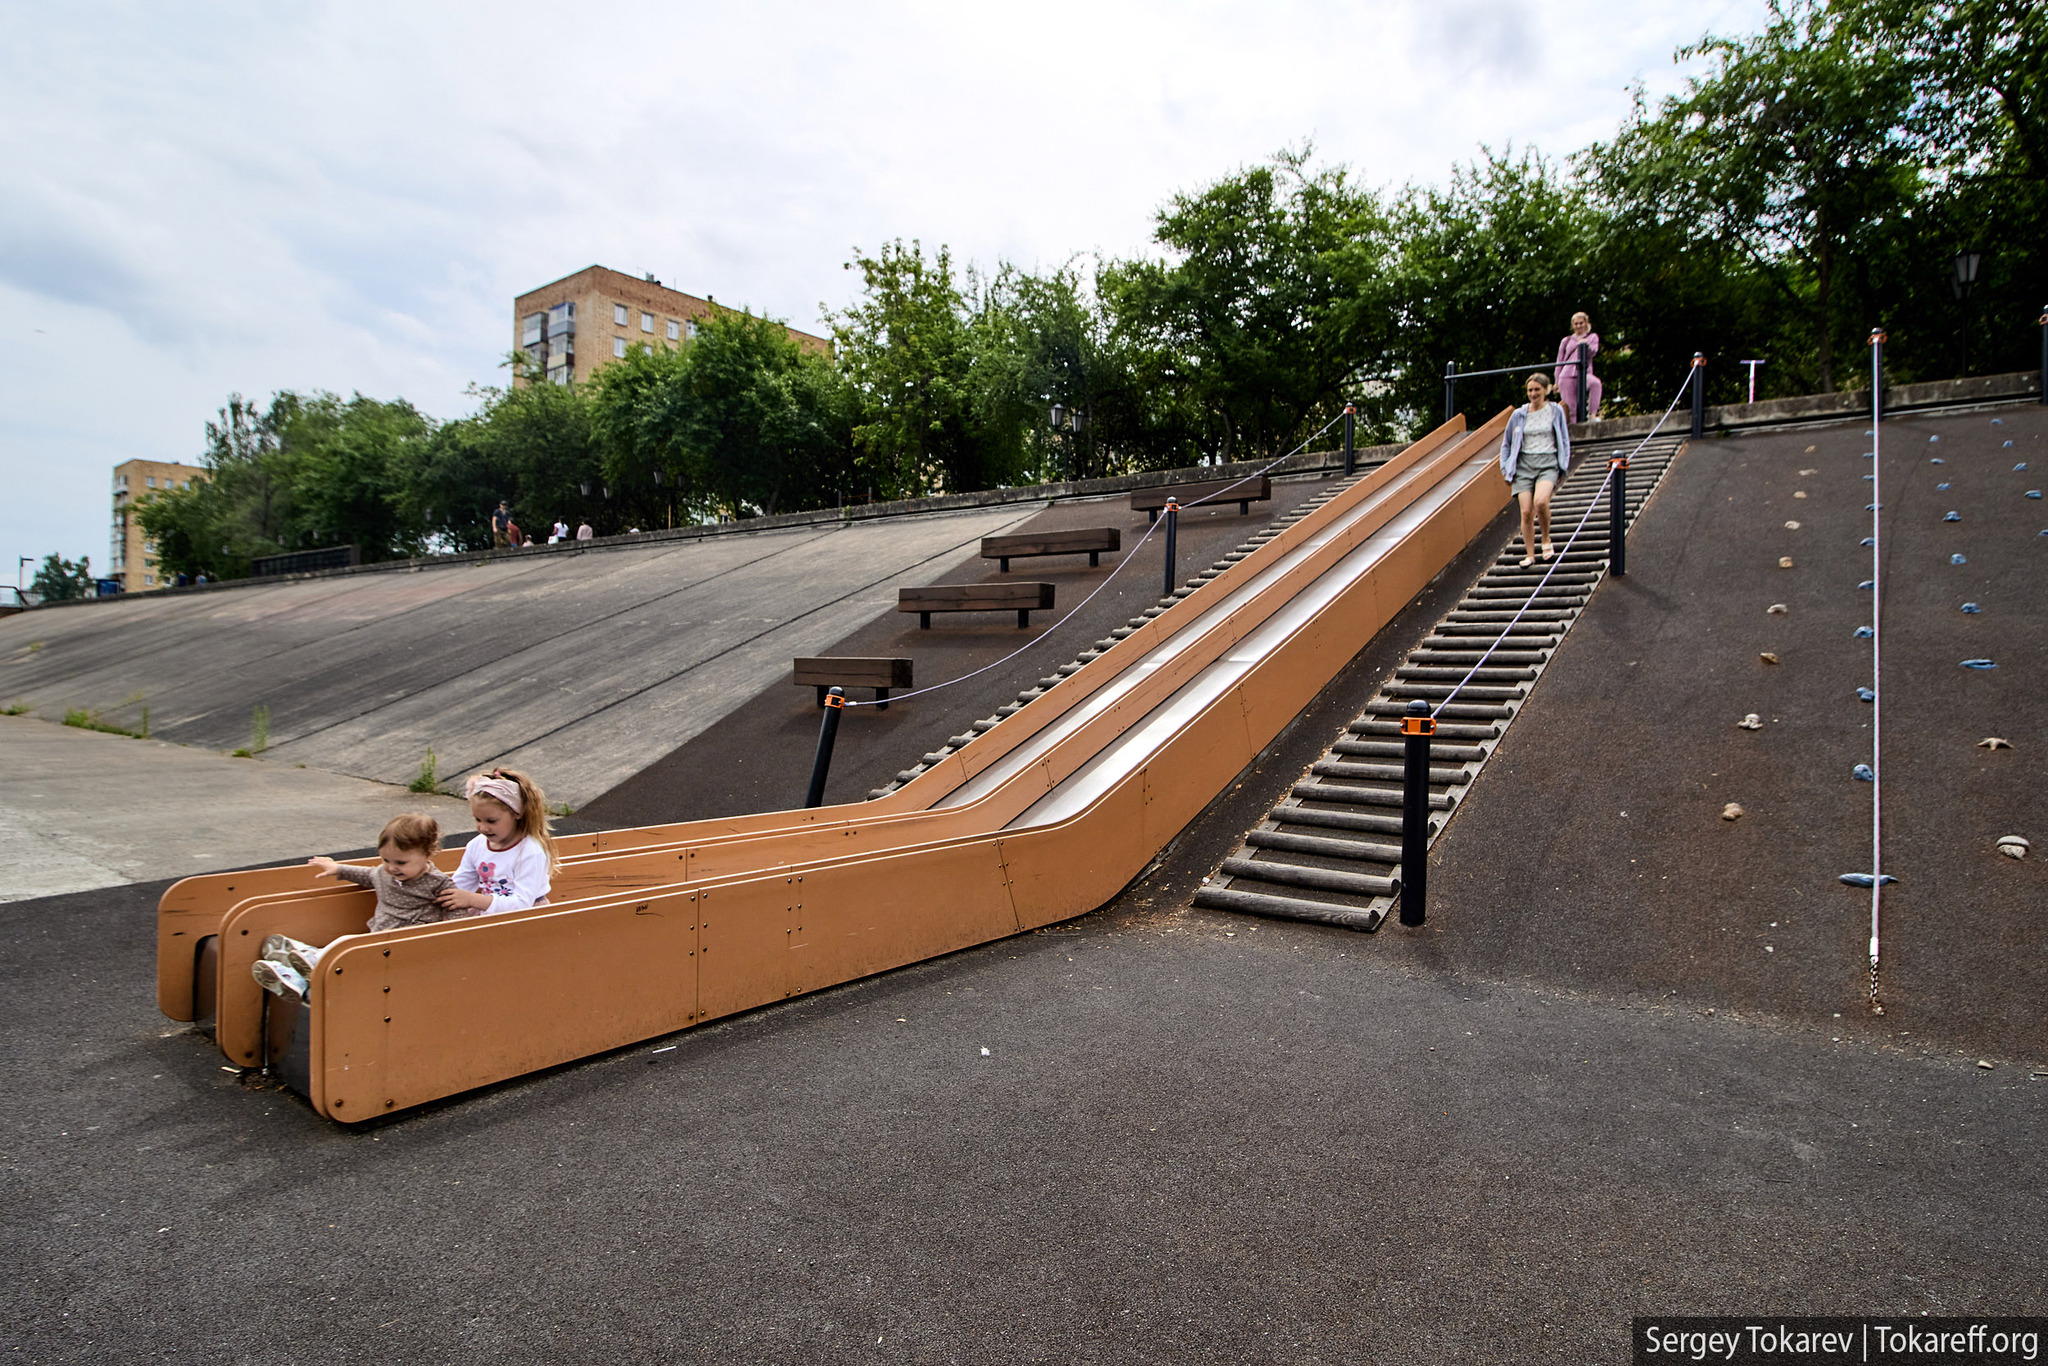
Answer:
1422 365 1700 721
836 411 1350 712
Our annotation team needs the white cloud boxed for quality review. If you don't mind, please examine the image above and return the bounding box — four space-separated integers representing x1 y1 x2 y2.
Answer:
0 0 1767 578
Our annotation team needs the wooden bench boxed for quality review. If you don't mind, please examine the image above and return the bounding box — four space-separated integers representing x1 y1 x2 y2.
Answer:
982 527 1121 573
793 657 913 710
1130 475 1272 523
898 582 1054 630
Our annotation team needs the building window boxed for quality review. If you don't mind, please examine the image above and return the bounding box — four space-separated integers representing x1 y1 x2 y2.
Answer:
146 476 156 488
667 319 680 341
686 319 700 340
641 311 654 333
614 303 629 326
522 312 545 346
613 337 627 358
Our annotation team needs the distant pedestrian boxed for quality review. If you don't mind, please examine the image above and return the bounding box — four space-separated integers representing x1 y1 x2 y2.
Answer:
575 521 593 541
490 501 512 548
505 517 523 547
1499 373 1572 566
1554 313 1602 422
550 519 568 544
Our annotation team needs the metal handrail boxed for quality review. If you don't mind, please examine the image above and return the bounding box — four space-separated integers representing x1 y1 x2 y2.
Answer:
1444 343 1593 424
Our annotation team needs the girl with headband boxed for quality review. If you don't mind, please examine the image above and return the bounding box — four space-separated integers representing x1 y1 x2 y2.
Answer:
438 768 561 916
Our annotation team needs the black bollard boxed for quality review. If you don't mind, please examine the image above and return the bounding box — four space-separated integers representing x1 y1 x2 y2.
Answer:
1342 403 1356 477
1608 456 1629 577
1163 498 1179 600
1443 360 1459 426
1575 341 1589 424
1690 353 1706 438
1399 699 1434 927
804 687 845 808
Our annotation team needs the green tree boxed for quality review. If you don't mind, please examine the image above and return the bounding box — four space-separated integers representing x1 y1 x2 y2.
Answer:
1593 2 1922 392
30 553 95 600
1388 147 1616 422
828 240 1016 498
415 363 609 544
1102 146 1395 461
670 309 857 516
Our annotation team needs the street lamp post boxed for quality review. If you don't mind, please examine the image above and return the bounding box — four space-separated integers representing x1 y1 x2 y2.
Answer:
1953 251 1983 377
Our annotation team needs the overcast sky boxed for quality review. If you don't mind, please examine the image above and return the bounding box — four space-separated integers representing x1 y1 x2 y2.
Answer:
0 0 1772 585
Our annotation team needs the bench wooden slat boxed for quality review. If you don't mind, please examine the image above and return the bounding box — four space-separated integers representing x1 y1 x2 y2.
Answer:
981 527 1121 573
792 656 914 709
793 657 914 688
898 581 1055 629
1129 476 1272 521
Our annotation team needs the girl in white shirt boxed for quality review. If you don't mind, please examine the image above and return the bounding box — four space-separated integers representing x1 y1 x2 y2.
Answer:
438 769 559 915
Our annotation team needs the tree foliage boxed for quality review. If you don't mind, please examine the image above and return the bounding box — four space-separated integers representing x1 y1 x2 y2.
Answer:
30 553 95 601
86 2 2048 583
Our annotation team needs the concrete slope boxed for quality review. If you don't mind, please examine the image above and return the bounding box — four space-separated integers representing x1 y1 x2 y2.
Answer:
0 505 1039 807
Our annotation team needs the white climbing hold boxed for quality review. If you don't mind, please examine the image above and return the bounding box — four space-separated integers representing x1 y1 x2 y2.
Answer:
1793 490 1808 498
1767 603 1787 614
1759 651 1780 665
1738 714 1763 730
1784 520 1801 529
1996 835 2029 859
1977 737 2011 749
1779 556 1795 568
1722 803 1745 821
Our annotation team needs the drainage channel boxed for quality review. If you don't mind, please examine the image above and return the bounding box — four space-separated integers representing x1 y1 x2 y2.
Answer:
1193 434 1688 931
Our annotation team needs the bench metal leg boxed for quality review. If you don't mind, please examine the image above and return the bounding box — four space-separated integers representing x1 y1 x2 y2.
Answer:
815 686 827 708
1238 499 1250 515
874 688 889 711
1017 609 1030 628
920 611 931 630
1088 551 1100 567
999 557 1009 573
1147 509 1158 524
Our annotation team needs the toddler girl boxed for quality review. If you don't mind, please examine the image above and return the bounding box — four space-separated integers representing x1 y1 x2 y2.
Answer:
438 768 558 916
252 811 462 998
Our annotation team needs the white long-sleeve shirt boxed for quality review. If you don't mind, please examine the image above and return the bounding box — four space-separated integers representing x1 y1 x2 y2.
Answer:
452 834 552 914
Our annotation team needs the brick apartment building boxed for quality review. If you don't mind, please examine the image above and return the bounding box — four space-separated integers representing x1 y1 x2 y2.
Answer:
513 265 830 386
110 459 208 590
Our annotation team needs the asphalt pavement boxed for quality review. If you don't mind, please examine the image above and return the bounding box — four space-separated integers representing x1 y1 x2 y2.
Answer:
3 412 2043 1363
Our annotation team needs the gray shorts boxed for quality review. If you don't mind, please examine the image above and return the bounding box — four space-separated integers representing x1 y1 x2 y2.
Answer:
1512 451 1562 494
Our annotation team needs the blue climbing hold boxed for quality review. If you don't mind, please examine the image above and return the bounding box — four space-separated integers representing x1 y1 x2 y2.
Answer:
1860 537 1875 547
1853 626 1873 638
2027 490 2043 499
1937 482 1951 490
1931 458 1945 464
1943 511 1960 522
1951 554 1968 564
1961 602 1981 613
1929 434 1941 442
1863 451 1875 459
1960 659 1996 669
1838 873 1898 887
1852 764 1875 782
1856 687 1875 701
1863 473 1875 480
1858 580 1874 589
1867 504 1884 511
2006 441 2017 448
1992 418 2004 425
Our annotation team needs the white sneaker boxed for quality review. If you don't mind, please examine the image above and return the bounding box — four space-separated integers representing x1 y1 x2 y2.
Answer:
284 941 325 977
251 959 308 1000
260 934 321 974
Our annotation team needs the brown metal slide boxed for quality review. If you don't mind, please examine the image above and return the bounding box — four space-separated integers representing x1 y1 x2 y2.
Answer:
157 411 1513 1120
